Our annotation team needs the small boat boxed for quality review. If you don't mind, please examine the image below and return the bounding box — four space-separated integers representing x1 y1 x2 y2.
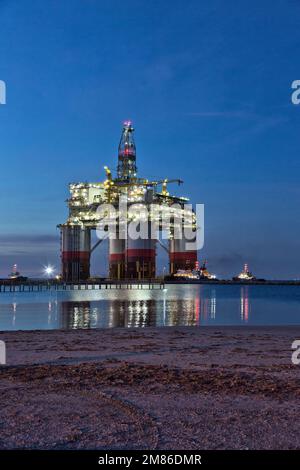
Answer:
8 264 27 282
9 264 21 280
233 263 256 281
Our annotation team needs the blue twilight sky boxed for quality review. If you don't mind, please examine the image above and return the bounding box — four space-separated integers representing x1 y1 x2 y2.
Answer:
0 0 300 279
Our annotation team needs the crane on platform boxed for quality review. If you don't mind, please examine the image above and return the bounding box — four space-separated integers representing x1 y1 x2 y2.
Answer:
103 166 183 191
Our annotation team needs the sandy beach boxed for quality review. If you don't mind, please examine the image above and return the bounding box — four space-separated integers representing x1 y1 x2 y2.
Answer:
0 326 300 450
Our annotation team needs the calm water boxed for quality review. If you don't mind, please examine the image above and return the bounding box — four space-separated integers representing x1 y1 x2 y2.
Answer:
0 284 300 331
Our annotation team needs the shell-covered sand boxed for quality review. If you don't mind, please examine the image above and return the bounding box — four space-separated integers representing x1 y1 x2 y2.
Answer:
0 326 300 449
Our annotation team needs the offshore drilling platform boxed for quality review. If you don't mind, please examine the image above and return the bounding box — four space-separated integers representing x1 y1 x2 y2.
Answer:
59 121 198 281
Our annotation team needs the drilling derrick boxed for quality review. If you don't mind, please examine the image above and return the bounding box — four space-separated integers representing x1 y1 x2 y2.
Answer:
117 120 137 180
59 121 199 281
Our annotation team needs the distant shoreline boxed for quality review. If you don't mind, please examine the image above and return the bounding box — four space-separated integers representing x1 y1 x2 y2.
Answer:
165 279 300 286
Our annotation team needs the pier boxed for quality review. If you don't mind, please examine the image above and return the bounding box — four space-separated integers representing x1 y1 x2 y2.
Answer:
0 279 166 293
1 278 300 294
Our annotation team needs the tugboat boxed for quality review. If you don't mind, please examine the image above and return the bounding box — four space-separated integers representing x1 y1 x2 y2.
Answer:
198 260 217 280
172 260 217 281
233 263 256 281
173 269 200 280
8 264 27 282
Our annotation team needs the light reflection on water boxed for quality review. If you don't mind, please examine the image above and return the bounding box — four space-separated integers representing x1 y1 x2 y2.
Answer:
0 284 300 331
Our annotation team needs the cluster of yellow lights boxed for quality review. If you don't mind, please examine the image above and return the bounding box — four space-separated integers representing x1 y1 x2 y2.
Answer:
66 166 200 236
174 270 199 280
